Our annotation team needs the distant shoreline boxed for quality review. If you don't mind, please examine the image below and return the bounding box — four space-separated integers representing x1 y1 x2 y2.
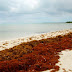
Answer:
66 21 72 23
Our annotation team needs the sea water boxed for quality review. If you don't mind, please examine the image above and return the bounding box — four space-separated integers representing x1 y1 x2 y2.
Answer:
0 23 72 41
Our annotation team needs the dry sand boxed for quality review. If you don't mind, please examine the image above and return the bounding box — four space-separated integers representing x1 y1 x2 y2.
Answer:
0 29 72 72
0 29 72 51
42 50 72 72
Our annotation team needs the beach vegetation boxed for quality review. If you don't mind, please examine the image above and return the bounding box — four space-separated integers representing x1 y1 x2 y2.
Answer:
66 21 72 23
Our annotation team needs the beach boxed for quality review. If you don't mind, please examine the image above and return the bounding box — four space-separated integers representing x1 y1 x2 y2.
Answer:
0 29 72 51
0 29 72 72
0 0 72 71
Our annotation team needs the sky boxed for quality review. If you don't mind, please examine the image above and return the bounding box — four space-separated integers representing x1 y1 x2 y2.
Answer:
0 0 72 24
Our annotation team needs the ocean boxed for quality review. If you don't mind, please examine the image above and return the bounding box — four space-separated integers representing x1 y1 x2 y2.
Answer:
0 23 72 41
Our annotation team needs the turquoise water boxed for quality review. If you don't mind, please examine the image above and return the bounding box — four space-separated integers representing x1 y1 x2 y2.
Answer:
0 23 72 41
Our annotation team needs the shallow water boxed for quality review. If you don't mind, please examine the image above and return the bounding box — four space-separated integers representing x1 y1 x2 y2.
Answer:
0 23 72 41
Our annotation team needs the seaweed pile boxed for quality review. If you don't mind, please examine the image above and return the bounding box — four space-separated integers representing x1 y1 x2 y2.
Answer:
0 32 72 72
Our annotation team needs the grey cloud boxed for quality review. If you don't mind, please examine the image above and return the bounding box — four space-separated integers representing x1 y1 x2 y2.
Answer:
55 0 72 13
0 0 72 14
0 0 72 24
0 0 10 11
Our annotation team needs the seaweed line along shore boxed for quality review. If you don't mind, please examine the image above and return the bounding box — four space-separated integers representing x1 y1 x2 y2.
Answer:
0 29 72 72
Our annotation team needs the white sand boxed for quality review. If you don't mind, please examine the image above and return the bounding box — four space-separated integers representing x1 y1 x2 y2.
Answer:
42 50 72 72
57 50 72 72
0 29 72 51
0 29 72 72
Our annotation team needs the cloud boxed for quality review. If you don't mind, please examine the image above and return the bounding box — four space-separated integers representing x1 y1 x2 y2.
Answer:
0 1 9 11
0 0 72 14
0 0 72 24
0 0 40 13
55 0 72 13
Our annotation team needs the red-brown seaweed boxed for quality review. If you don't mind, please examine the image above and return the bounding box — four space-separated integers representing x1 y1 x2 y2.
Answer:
0 32 72 72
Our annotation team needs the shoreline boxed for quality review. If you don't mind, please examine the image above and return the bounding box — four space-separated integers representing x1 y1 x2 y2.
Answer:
0 29 72 72
0 29 72 51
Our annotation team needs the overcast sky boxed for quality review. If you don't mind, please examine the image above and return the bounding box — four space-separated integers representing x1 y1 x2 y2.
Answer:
0 0 72 24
